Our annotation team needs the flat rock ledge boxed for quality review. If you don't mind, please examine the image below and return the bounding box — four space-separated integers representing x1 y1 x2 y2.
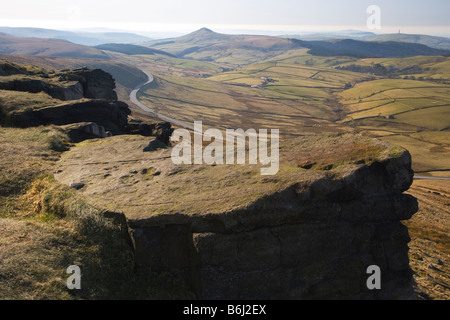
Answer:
55 133 418 300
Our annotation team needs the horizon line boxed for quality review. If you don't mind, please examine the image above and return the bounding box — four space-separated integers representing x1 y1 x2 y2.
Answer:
1 19 450 38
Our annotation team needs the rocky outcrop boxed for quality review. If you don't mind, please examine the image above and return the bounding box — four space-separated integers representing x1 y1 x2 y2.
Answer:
0 62 128 135
127 121 174 144
0 77 85 101
60 68 118 101
54 133 419 300
8 100 130 133
0 61 30 76
0 64 117 101
60 122 112 142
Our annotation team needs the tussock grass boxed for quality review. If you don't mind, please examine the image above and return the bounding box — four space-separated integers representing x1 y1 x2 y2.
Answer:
0 126 69 198
0 90 64 113
11 176 192 300
0 126 192 300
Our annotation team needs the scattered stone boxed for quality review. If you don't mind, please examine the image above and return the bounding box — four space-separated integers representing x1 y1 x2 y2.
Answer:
153 122 174 144
61 122 109 142
69 182 85 190
128 121 174 143
298 161 316 170
143 138 170 152
433 258 444 266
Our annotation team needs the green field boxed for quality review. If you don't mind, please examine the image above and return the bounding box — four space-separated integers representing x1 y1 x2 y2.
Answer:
118 50 450 176
138 74 341 135
336 55 450 80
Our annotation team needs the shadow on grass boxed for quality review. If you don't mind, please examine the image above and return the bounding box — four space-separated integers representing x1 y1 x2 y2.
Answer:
24 177 195 300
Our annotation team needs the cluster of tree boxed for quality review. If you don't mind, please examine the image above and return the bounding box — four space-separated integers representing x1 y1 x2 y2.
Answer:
397 66 424 75
335 62 449 85
336 64 430 78
336 63 390 76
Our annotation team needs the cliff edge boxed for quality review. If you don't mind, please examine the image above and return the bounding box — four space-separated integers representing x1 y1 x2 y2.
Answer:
54 132 418 299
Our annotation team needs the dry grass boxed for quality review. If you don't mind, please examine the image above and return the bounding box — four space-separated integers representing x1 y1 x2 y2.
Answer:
0 126 69 198
405 179 450 300
0 126 192 300
0 89 64 113
1 176 193 300
0 217 76 300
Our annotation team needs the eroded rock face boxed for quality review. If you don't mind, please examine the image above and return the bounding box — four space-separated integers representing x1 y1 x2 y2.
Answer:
0 64 117 101
60 122 111 142
0 61 29 76
0 77 85 101
127 121 174 144
64 68 118 101
54 133 418 299
8 100 130 133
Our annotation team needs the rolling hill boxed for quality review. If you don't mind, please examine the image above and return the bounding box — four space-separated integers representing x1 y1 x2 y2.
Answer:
285 31 450 51
144 28 306 64
0 33 110 59
143 28 450 65
0 27 152 46
362 33 450 51
95 43 175 57
280 30 375 41
301 39 450 58
0 54 147 90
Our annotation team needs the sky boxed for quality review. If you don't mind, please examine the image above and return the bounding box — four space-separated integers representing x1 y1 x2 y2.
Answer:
1 0 449 37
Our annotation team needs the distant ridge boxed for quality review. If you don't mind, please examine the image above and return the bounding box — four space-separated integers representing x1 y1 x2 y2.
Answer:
0 33 110 59
362 33 450 51
190 27 215 34
0 26 152 46
281 30 375 41
95 43 175 57
285 31 450 51
300 38 450 58
2 27 449 67
144 27 305 60
144 28 450 62
152 27 233 46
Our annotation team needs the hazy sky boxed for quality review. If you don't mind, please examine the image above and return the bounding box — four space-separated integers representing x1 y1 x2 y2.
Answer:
1 0 449 36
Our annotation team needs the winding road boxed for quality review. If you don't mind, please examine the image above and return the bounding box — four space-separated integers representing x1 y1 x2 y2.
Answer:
414 175 450 181
129 71 240 143
130 71 196 131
